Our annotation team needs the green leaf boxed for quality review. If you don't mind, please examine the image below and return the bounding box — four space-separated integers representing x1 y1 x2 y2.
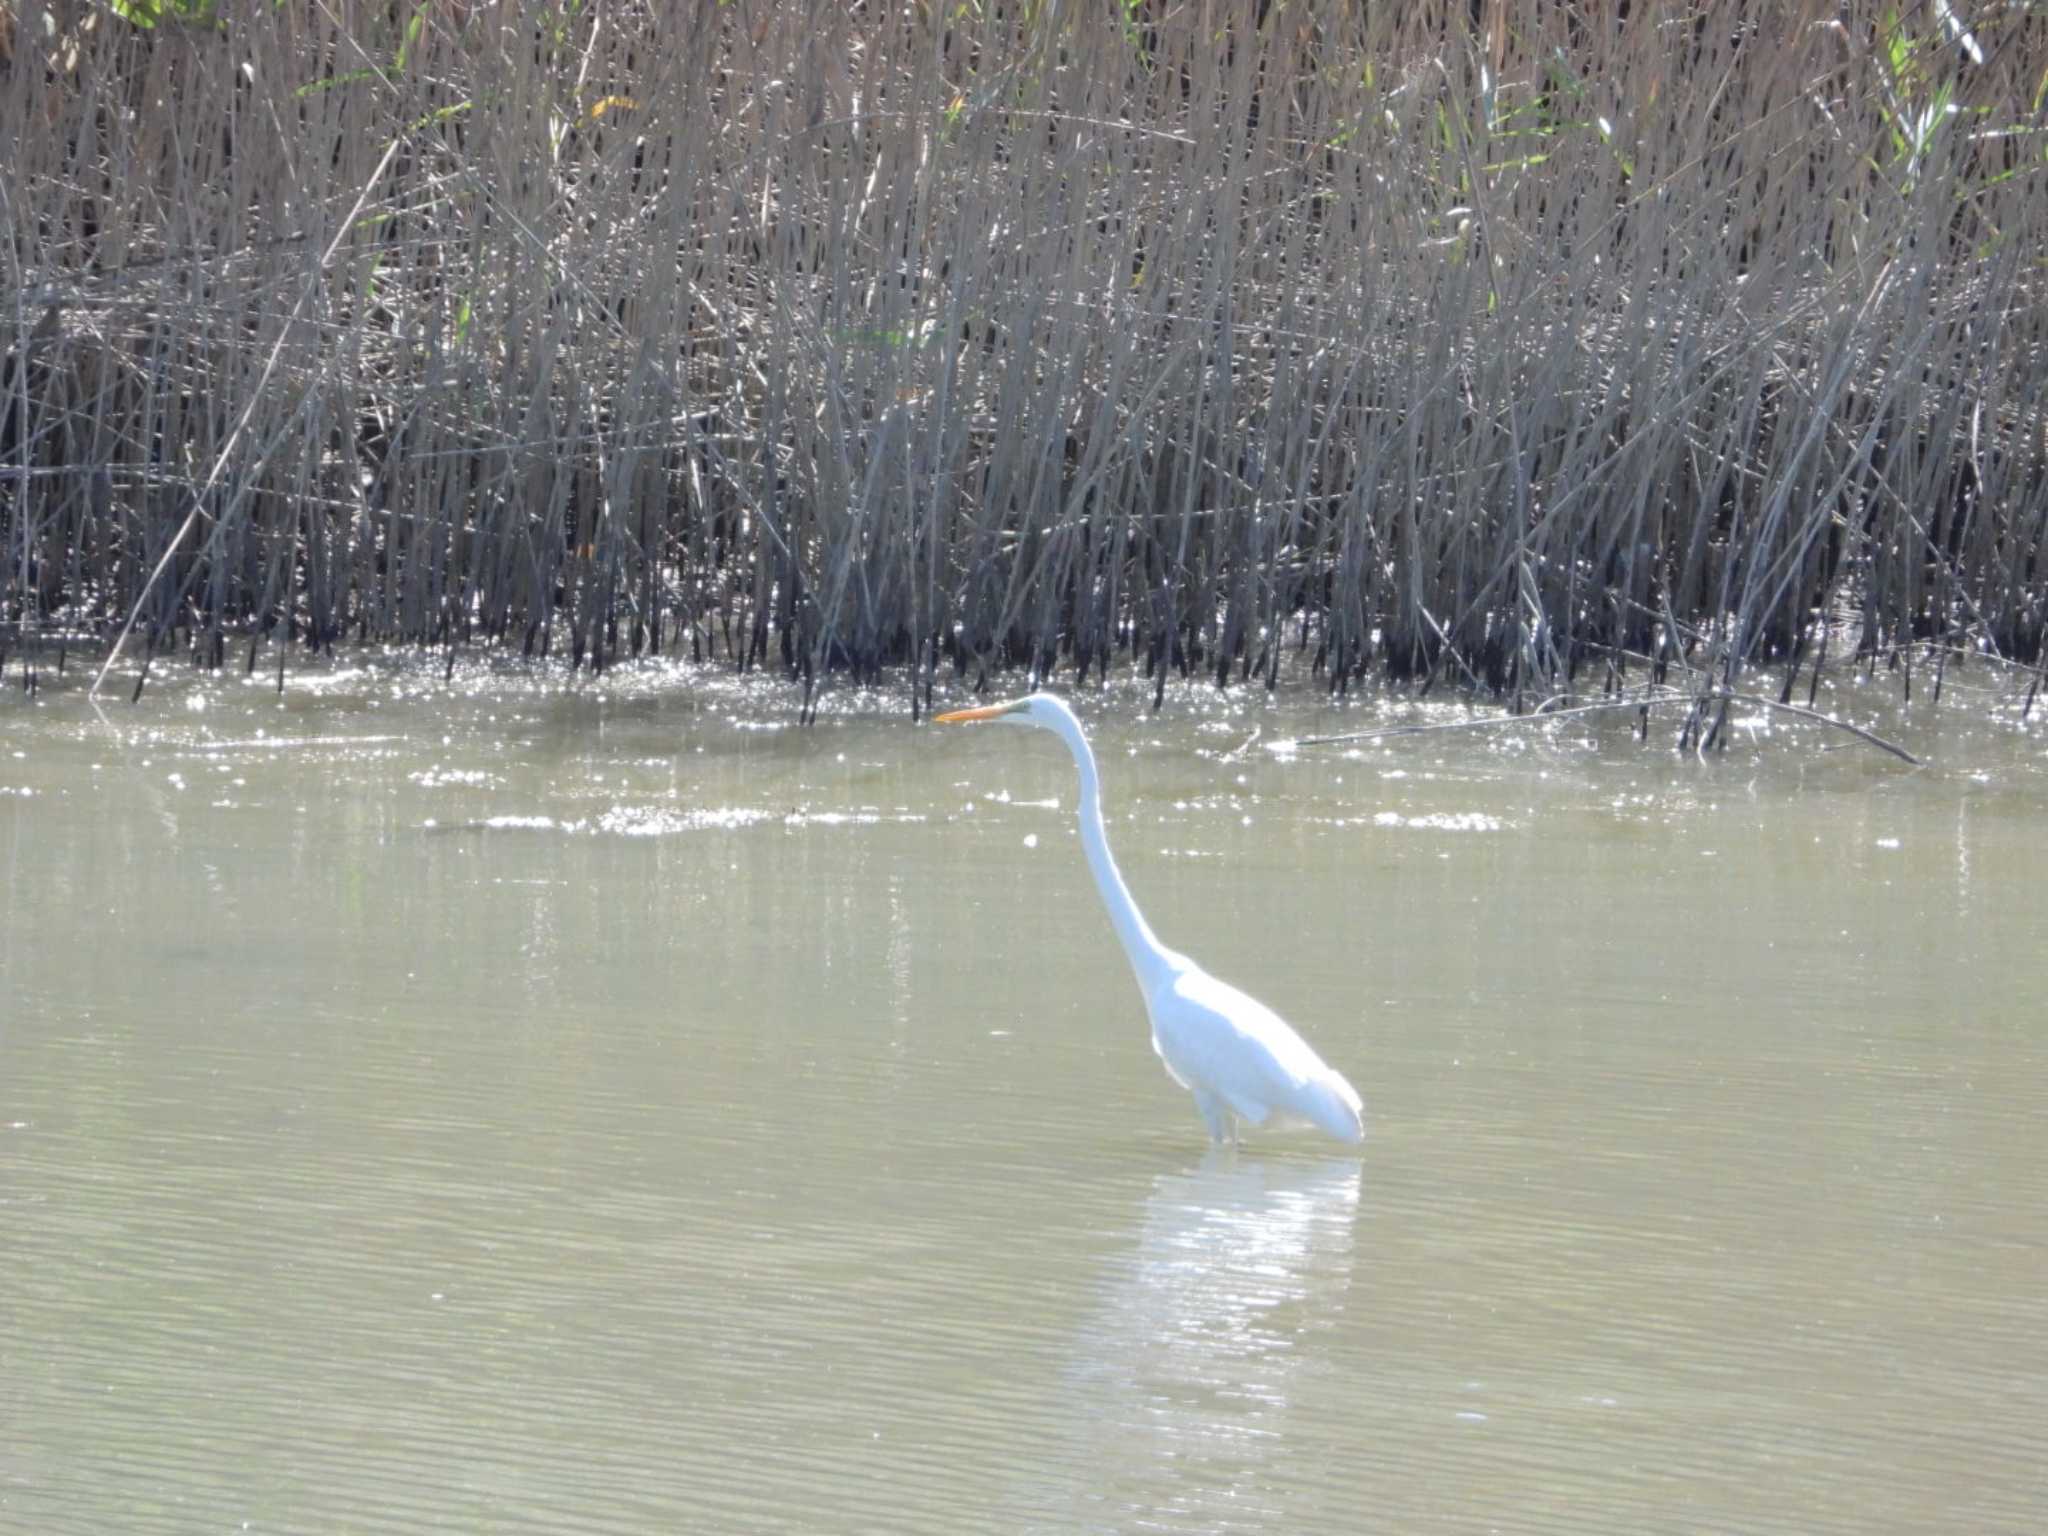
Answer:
111 0 221 24
295 70 378 101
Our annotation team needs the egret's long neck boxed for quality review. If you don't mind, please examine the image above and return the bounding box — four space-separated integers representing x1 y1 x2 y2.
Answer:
1051 712 1176 990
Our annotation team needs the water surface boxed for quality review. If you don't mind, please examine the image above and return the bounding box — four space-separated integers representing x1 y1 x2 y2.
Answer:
4 656 2045 1533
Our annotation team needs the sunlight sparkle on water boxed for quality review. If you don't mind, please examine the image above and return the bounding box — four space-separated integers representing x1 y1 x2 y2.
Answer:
1371 810 1503 832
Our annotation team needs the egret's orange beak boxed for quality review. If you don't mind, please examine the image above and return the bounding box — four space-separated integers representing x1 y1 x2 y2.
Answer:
933 703 1009 724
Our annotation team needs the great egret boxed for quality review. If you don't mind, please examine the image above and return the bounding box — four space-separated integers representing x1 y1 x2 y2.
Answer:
934 693 1365 1147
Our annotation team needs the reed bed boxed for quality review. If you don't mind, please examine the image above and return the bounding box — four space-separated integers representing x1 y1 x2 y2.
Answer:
2 1 2043 712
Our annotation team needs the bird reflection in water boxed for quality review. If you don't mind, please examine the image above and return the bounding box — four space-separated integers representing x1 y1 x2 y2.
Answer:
1058 1154 1363 1526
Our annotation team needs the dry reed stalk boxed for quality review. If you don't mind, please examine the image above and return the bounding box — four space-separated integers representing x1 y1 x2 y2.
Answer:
0 2 2041 712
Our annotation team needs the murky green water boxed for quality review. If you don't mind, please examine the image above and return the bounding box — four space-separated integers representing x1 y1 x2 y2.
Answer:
4 654 2045 1533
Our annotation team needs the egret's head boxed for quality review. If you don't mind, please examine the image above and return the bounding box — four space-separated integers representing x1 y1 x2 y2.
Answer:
933 692 1069 731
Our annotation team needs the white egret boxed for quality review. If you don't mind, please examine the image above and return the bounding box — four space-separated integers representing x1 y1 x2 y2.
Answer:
935 693 1365 1147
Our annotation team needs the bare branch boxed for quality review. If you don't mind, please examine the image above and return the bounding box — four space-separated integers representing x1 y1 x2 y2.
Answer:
1293 690 1921 767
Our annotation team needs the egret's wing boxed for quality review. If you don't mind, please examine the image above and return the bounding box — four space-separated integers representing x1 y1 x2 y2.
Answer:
1152 966 1360 1138
1146 978 1302 1114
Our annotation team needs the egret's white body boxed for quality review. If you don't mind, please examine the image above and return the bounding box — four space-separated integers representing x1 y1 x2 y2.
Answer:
934 693 1365 1146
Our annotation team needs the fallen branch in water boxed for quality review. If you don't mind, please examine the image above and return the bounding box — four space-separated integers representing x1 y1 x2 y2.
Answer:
1292 689 1921 767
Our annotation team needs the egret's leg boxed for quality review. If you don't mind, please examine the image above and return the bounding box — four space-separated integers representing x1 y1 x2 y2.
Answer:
1192 1089 1232 1144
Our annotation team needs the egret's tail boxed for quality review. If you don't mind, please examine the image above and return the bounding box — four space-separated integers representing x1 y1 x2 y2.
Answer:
1305 1069 1366 1145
